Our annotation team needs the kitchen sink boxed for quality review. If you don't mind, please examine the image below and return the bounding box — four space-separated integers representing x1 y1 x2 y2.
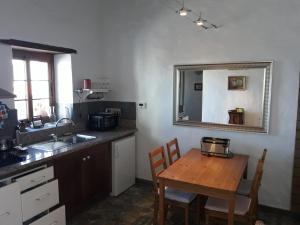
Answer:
30 141 70 152
29 134 96 151
58 134 96 144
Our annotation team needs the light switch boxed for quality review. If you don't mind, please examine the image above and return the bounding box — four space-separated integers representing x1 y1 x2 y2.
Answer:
137 102 147 109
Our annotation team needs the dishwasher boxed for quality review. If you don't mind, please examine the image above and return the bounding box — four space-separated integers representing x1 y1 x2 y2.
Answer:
111 135 136 196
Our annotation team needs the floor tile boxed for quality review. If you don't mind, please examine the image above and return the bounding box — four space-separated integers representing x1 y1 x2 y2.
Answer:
67 182 299 225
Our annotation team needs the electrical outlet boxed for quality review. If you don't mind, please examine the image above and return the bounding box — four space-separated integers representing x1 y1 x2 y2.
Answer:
138 102 147 109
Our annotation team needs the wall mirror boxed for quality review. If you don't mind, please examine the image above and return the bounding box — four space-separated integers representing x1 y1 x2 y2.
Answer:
173 62 273 133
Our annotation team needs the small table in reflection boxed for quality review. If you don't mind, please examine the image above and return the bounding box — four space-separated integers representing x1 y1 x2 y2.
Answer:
228 110 244 125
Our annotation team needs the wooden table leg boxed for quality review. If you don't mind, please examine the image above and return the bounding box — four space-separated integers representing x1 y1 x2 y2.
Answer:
159 180 165 225
227 196 235 225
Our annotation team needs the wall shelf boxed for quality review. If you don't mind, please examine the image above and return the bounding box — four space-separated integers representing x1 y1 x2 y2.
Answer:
74 88 110 94
74 88 111 100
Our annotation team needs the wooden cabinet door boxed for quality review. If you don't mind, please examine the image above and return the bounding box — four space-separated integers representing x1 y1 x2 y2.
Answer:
80 148 94 202
90 142 111 196
54 142 112 218
81 143 111 201
54 151 82 218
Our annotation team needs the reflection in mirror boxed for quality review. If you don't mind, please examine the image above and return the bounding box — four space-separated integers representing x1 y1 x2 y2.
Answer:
174 62 272 133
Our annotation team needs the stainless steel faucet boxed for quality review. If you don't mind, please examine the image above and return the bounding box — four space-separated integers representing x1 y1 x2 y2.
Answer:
51 118 75 142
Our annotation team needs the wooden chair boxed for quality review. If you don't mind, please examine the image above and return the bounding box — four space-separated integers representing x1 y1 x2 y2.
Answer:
261 149 267 163
148 146 198 225
237 149 267 196
204 159 264 225
166 138 181 165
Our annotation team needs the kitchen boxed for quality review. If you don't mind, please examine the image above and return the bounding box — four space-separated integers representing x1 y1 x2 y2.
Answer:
0 0 300 225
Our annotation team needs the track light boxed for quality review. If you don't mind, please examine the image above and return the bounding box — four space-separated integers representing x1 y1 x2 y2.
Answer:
195 18 204 26
179 7 188 16
174 0 218 30
177 0 190 16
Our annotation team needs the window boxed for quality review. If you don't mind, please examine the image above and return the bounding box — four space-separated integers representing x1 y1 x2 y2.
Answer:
12 50 55 121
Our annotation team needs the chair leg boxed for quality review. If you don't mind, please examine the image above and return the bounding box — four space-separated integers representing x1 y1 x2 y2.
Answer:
254 196 259 220
153 197 158 225
248 217 254 225
205 213 209 225
184 207 189 225
164 203 169 219
196 196 200 225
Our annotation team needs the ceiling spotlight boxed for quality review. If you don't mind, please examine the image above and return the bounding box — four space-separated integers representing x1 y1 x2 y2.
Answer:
177 0 191 16
195 18 204 26
179 7 188 16
194 13 207 26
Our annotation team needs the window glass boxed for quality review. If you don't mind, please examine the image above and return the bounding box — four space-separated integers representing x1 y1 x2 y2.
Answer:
12 50 54 121
31 81 50 99
12 59 26 80
33 99 50 117
30 61 49 80
13 81 27 100
14 101 28 120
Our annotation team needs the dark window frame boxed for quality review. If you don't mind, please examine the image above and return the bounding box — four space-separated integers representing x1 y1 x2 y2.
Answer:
12 49 56 121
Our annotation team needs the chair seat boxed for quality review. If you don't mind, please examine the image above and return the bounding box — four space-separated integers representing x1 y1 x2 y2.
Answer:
164 187 196 204
205 195 251 216
237 179 252 195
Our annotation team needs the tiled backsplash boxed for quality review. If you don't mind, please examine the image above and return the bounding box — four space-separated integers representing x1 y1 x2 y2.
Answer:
57 101 136 126
87 101 136 120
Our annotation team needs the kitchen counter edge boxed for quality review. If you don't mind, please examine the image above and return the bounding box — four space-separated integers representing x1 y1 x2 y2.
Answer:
0 128 136 180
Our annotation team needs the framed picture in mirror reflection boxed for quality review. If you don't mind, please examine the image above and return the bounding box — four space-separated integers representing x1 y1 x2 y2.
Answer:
228 76 246 90
194 83 202 91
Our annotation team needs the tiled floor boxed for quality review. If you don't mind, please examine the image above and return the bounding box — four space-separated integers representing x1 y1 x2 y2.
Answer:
68 181 299 225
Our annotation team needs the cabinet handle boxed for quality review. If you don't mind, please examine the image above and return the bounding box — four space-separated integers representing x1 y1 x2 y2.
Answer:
49 220 58 225
83 157 86 161
30 175 46 183
35 193 51 201
87 155 90 160
0 211 10 217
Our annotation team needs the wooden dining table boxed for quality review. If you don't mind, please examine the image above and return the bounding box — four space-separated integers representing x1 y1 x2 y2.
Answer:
158 148 249 225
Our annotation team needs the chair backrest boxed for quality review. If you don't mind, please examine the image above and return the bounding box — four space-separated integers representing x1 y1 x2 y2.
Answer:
166 138 181 165
261 149 267 163
148 146 168 191
248 159 264 214
249 148 267 196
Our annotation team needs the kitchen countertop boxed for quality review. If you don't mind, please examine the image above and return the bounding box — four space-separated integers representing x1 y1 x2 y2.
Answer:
0 128 136 180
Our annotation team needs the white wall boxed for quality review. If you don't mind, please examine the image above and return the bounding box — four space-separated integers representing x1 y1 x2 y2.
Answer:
99 0 300 210
0 44 14 109
54 54 73 104
202 69 264 126
0 0 299 211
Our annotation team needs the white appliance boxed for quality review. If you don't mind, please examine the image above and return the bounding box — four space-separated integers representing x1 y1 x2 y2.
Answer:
111 135 136 196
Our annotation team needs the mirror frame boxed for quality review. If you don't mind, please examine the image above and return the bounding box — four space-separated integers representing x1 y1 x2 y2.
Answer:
173 61 273 133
